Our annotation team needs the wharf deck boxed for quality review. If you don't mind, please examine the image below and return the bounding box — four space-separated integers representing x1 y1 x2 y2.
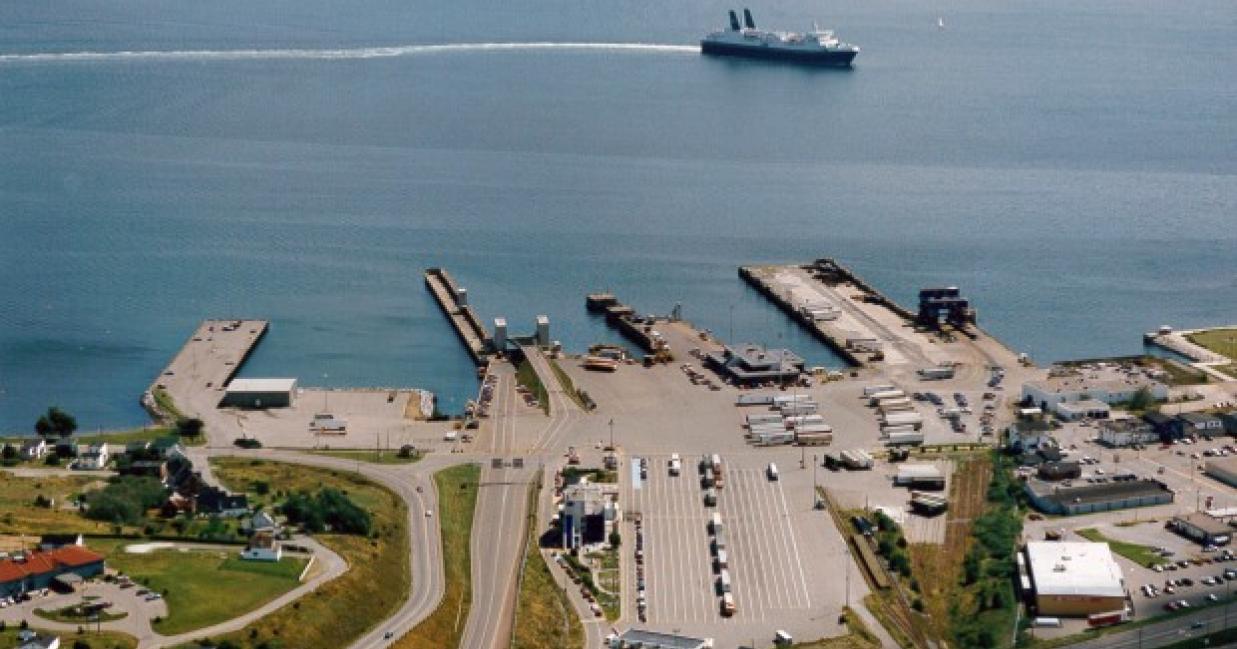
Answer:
740 265 865 367
143 319 268 422
425 267 491 365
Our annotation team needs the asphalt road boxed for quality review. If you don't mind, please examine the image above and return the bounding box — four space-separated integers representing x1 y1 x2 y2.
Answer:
1060 601 1237 649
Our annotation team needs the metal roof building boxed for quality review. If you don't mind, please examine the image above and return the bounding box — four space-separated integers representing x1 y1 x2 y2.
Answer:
220 378 297 408
1024 541 1126 617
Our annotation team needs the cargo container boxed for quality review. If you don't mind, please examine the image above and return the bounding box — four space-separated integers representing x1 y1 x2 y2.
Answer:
886 431 925 446
773 394 814 406
863 384 898 397
747 422 788 437
793 423 833 434
911 491 948 515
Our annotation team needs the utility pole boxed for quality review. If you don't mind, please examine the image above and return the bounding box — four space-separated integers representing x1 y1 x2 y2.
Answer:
608 418 615 451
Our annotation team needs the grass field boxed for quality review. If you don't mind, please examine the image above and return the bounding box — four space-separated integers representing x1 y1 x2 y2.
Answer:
304 449 421 465
1076 528 1161 567
0 628 136 649
204 458 410 649
0 471 122 535
511 481 583 649
34 603 129 624
548 359 589 410
1186 328 1237 361
84 537 306 635
392 463 480 649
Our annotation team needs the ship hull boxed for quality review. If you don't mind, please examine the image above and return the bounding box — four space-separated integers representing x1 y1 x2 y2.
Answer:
700 39 856 66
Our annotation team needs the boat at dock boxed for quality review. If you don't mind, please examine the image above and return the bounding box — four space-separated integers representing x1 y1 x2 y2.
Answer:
701 9 859 67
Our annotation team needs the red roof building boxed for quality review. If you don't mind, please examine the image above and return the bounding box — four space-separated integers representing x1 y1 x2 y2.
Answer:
0 546 105 596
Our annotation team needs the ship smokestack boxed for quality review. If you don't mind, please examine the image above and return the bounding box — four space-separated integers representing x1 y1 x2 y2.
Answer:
729 10 741 31
743 9 755 29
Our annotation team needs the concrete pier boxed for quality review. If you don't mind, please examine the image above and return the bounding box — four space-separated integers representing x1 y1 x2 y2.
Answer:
587 293 663 355
143 319 269 422
425 267 491 365
739 265 865 366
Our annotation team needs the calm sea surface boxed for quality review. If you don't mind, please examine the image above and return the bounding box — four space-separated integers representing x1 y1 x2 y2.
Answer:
1 0 1234 433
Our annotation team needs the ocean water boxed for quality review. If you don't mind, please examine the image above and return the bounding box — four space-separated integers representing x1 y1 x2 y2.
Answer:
1 0 1234 433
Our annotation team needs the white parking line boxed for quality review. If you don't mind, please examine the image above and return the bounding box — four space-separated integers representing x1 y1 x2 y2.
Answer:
775 477 813 608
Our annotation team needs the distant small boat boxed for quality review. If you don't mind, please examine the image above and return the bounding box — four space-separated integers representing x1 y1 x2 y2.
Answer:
937 17 945 30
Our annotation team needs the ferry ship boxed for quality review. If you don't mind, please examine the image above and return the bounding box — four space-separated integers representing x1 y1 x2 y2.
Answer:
701 9 859 67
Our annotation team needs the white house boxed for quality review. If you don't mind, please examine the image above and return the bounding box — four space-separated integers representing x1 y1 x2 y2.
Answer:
1022 375 1168 411
77 443 110 470
20 438 48 461
240 531 282 562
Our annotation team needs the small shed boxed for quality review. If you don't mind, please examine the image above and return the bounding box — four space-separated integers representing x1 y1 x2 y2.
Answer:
221 378 297 408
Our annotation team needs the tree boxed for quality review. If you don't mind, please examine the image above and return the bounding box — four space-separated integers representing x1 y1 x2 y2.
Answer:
1129 386 1156 411
1 444 17 462
176 417 204 438
37 406 78 438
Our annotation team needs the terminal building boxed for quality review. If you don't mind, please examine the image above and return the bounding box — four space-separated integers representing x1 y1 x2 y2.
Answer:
1020 541 1126 617
704 344 804 386
220 378 297 408
1024 479 1173 516
1169 513 1232 546
561 482 621 551
0 547 106 598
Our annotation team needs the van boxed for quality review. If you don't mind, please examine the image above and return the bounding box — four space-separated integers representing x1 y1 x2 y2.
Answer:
767 463 780 481
718 569 732 594
1032 617 1062 628
710 512 724 534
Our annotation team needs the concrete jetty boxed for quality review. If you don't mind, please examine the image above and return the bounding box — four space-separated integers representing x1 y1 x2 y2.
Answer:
425 268 491 365
143 319 269 422
739 265 865 366
586 293 666 356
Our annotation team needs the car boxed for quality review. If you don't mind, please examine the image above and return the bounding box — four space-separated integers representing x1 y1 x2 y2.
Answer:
1207 594 1220 602
425 510 433 518
1153 564 1164 572
384 632 394 640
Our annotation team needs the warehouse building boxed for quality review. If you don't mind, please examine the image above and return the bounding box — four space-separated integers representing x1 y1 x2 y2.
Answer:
1205 456 1237 489
1024 479 1173 516
220 378 297 408
1021 541 1126 617
561 482 620 551
1169 513 1232 546
1022 375 1168 411
1098 419 1159 448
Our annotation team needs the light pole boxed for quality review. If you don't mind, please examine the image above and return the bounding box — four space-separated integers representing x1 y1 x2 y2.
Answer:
323 372 330 412
608 418 614 451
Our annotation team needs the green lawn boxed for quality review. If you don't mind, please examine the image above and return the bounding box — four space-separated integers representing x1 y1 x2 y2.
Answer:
393 463 480 649
0 627 136 649
511 481 584 649
91 539 306 635
207 458 410 649
1076 528 1161 568
304 449 421 465
1186 328 1237 361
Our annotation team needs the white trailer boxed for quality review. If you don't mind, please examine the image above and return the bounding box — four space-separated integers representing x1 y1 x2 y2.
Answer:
773 394 814 406
877 398 915 412
881 411 924 430
779 402 819 416
840 449 875 469
736 393 776 406
868 390 906 406
745 413 784 427
863 384 898 397
784 414 825 427
887 431 925 446
752 431 795 447
881 423 919 437
747 423 788 438
918 365 956 380
795 431 833 446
